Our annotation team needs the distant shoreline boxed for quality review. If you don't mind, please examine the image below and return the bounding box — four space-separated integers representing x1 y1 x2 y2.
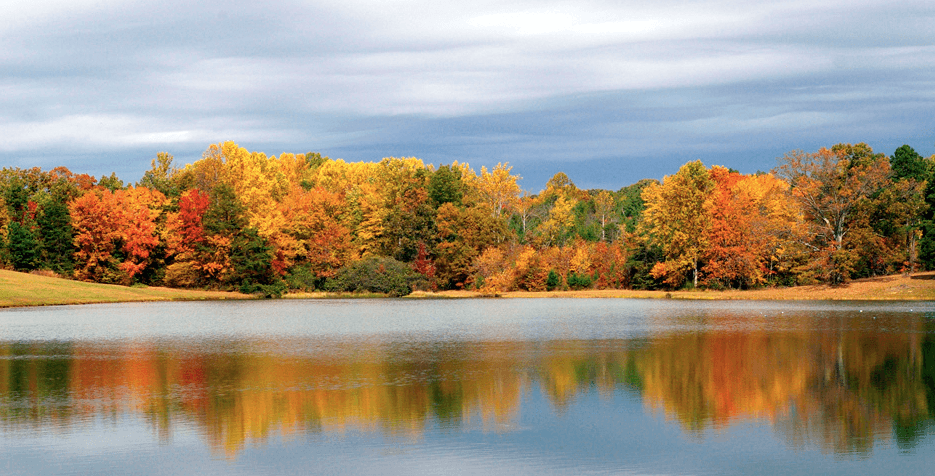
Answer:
284 271 935 302
3 269 934 309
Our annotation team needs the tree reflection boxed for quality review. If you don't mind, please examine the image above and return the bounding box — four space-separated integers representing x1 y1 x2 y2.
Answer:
1 313 934 457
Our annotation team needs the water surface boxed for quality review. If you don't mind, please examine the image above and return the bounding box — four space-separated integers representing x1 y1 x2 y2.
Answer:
1 299 934 474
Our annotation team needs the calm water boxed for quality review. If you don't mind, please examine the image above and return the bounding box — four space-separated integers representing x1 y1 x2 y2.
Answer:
1 298 934 475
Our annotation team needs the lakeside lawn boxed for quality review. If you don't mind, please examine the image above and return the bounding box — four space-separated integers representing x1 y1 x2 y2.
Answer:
4 269 935 309
0 269 251 308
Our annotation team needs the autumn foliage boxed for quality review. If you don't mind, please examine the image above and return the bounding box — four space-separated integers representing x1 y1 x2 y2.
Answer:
3 140 933 293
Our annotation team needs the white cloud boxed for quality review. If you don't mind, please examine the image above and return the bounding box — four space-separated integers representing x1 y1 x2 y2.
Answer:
1 0 933 179
0 114 295 152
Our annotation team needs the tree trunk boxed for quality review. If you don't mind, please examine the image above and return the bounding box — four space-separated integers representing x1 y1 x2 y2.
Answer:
692 258 698 288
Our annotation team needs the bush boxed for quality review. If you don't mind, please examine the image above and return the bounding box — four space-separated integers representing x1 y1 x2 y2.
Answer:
164 261 201 288
325 257 426 297
566 271 593 290
240 281 287 298
285 264 322 291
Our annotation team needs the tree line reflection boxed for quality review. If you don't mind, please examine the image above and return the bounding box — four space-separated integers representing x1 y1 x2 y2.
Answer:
1 314 934 457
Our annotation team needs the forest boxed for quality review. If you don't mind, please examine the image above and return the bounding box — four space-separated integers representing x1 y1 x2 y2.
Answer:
1 141 933 296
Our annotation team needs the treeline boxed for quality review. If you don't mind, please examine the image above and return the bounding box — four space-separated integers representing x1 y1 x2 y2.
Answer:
0 141 932 295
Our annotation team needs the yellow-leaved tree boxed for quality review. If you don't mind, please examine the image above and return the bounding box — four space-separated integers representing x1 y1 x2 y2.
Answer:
641 160 715 288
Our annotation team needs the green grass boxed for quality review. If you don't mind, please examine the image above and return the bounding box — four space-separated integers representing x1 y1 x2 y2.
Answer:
0 269 253 308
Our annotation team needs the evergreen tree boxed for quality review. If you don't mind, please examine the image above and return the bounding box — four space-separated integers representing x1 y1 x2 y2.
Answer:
6 221 38 271
36 199 74 273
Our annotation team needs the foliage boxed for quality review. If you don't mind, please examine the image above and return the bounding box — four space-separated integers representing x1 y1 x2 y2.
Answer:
641 160 714 288
546 269 561 290
7 139 934 293
325 256 426 297
774 144 890 283
6 221 38 270
429 165 464 208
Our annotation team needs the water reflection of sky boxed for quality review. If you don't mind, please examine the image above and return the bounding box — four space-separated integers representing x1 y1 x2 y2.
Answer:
1 299 935 474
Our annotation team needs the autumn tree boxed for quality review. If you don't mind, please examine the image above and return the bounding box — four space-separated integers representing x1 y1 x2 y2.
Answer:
511 192 542 242
278 186 352 281
700 168 798 288
774 144 890 283
593 190 615 242
69 189 125 283
138 152 180 198
641 160 714 288
117 187 167 280
434 202 509 288
471 163 521 217
375 158 436 262
540 195 577 246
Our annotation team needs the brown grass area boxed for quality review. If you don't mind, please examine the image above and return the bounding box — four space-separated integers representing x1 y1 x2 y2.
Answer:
0 269 252 308
429 271 935 301
5 269 933 309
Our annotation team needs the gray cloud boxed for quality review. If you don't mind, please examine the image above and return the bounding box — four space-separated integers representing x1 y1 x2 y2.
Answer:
1 0 933 189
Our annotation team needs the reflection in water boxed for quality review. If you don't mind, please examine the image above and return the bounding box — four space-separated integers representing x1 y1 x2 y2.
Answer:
1 311 934 459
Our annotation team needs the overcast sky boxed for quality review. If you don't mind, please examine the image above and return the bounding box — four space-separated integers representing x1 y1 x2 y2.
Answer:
2 0 933 190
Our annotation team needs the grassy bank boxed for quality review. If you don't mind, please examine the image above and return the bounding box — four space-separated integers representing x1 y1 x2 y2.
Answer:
4 269 934 309
0 269 252 308
430 271 935 301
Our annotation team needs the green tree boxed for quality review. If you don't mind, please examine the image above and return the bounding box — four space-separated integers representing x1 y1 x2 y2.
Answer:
304 152 329 170
98 172 125 192
227 227 282 297
36 198 74 274
203 184 247 236
428 165 464 208
617 179 656 233
138 152 180 198
5 221 38 270
891 145 927 182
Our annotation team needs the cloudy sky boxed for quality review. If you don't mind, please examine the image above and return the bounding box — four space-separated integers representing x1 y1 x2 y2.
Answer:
2 0 933 190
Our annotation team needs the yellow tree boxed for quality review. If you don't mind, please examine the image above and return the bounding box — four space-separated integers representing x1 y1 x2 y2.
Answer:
593 190 615 242
222 143 284 241
641 160 715 288
270 152 313 191
540 195 577 246
471 163 520 217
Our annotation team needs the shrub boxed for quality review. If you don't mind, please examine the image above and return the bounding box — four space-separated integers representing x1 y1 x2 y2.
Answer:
239 281 286 298
566 271 592 290
164 261 202 288
325 257 427 297
285 264 322 292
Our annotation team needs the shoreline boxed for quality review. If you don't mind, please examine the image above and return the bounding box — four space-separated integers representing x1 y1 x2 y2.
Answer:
3 269 935 309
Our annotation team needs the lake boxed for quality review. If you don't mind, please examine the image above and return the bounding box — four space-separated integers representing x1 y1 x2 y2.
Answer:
1 298 934 475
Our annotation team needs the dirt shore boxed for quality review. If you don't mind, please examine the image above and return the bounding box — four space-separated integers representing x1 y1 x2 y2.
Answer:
412 271 935 301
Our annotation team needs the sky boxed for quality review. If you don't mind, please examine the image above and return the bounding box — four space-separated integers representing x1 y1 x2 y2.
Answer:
1 0 934 191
